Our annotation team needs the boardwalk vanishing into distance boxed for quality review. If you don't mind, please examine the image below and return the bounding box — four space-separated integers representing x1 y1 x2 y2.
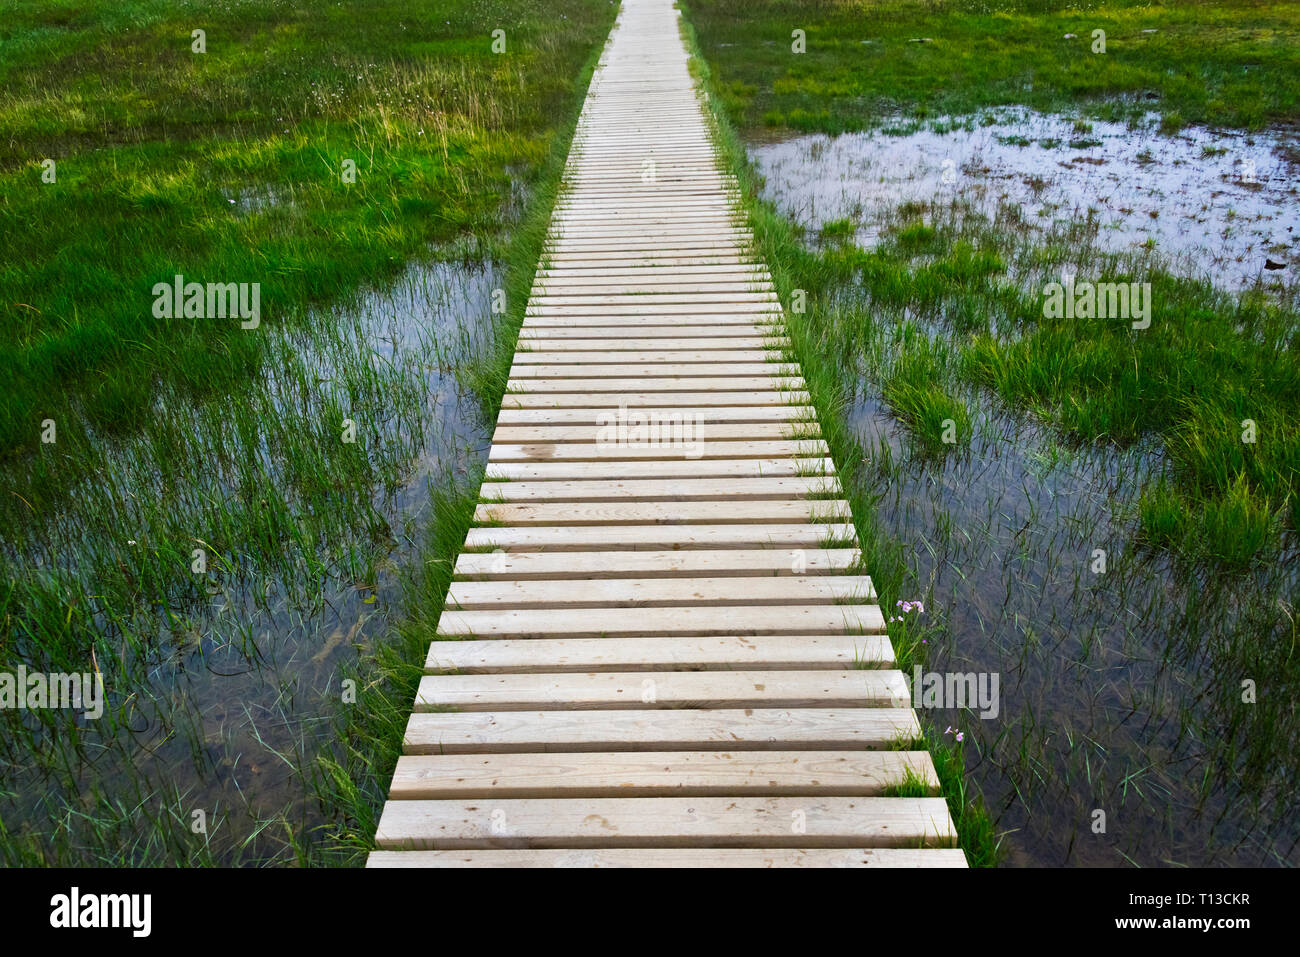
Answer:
367 0 964 867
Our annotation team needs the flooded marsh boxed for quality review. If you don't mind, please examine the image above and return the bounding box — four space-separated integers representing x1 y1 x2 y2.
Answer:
0 261 500 864
752 110 1300 291
738 113 1300 865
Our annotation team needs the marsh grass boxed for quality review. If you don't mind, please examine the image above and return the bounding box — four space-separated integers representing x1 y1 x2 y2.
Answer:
687 0 1300 136
0 0 616 459
735 186 1300 567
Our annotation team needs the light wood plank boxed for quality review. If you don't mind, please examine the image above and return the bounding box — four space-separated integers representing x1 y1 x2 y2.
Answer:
374 797 957 849
388 751 938 798
451 547 859 580
472 500 850 526
423 633 892 673
415 669 906 711
367 848 968 867
446 575 876 609
463 523 856 552
435 604 885 639
402 708 921 754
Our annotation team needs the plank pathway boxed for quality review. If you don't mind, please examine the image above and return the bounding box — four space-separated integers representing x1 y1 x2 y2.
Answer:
367 0 964 867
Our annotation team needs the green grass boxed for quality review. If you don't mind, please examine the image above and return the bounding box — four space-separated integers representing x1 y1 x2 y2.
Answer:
0 0 615 464
688 0 1300 136
882 336 972 456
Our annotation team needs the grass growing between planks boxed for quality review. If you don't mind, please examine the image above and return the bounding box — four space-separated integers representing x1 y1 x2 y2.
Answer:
681 12 1002 867
686 0 1300 136
0 0 616 865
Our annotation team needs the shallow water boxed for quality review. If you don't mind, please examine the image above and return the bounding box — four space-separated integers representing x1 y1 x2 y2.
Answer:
0 259 498 863
848 392 1300 866
747 115 1300 866
751 109 1300 289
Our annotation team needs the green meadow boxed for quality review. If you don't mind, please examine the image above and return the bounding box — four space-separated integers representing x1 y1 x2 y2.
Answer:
1 0 611 464
690 0 1299 134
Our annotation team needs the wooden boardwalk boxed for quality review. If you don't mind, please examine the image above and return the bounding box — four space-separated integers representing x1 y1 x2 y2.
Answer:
367 0 964 868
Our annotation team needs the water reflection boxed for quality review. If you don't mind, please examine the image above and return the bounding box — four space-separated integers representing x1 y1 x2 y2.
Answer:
752 108 1299 289
0 259 498 864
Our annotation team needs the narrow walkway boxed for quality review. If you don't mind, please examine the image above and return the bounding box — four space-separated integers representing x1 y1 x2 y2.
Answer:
367 0 963 867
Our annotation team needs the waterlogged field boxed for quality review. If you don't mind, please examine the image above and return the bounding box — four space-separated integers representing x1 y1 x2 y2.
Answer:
0 0 616 864
683 0 1300 864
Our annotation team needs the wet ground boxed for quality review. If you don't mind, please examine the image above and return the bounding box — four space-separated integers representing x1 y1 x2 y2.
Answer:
747 111 1300 866
751 108 1300 289
0 259 498 863
850 392 1299 865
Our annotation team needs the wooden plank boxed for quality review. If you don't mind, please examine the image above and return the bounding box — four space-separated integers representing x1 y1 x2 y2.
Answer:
501 392 810 409
387 751 938 798
518 326 777 340
374 797 957 849
513 351 782 364
520 314 779 327
506 378 806 394
528 294 776 307
477 476 838 501
508 364 790 379
520 338 787 351
434 604 886 638
487 440 828 461
495 407 814 425
489 423 813 445
451 547 859 580
367 848 968 868
446 575 876 609
424 633 892 673
472 500 849 526
526 304 781 317
415 669 906 711
402 708 921 754
462 523 856 551
484 458 835 480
